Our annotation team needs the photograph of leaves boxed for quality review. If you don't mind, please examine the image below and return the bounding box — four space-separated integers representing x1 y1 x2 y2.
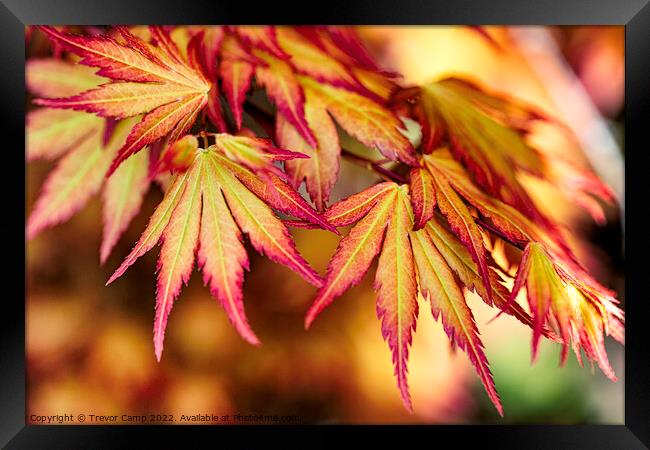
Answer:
25 25 624 419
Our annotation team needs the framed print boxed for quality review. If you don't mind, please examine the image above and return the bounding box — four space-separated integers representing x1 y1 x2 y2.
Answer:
2 0 649 448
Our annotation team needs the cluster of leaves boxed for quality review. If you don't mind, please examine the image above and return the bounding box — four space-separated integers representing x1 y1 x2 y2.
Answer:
26 25 623 415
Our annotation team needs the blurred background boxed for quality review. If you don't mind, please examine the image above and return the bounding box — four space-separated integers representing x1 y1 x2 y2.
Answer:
26 26 624 424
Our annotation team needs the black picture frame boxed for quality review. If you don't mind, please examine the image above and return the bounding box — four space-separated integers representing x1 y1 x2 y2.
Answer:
3 1 648 447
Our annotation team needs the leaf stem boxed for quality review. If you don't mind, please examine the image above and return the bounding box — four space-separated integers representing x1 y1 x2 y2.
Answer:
474 217 526 251
340 149 407 184
198 131 209 149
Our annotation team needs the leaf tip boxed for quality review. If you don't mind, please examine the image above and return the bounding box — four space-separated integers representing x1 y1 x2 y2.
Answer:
105 270 121 286
99 246 110 266
530 340 541 364
153 329 167 363
319 219 340 235
400 390 414 413
495 401 505 417
25 222 39 241
304 312 315 330
239 326 262 347
32 97 49 107
304 300 323 330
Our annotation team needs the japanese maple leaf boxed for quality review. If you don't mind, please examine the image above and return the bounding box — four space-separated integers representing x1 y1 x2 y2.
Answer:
155 25 227 133
274 27 381 102
510 242 624 378
106 134 331 361
218 33 260 130
275 70 416 211
232 26 290 60
413 153 495 305
293 26 399 100
305 182 513 414
34 26 211 175
26 57 106 161
408 78 615 248
218 26 415 211
26 56 153 262
417 80 546 219
544 153 616 225
176 26 229 133
422 209 560 340
419 148 585 271
276 86 340 212
27 115 152 263
419 142 620 358
417 149 623 374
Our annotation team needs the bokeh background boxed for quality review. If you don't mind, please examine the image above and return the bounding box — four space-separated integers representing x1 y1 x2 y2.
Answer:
25 26 625 424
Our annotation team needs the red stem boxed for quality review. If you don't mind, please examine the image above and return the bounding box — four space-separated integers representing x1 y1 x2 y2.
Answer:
340 149 407 184
474 217 526 251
